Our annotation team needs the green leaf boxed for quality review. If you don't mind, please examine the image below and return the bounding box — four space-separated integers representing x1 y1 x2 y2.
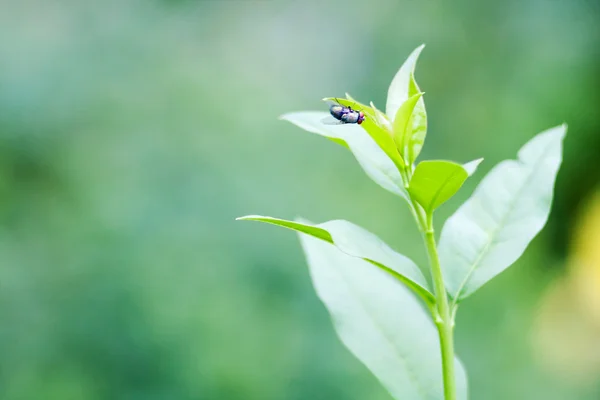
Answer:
370 101 393 132
439 125 567 300
323 97 406 172
407 72 428 162
392 93 424 163
298 228 469 400
280 112 408 200
386 44 425 121
237 215 434 304
409 160 470 213
463 158 484 176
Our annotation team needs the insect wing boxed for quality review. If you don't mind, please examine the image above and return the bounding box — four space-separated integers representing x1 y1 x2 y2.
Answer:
341 111 360 124
321 116 345 125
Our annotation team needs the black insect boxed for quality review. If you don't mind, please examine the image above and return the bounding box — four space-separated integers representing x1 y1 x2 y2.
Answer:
322 99 366 125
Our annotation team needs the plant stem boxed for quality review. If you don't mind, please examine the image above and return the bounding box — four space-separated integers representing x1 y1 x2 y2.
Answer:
404 163 456 399
423 212 456 400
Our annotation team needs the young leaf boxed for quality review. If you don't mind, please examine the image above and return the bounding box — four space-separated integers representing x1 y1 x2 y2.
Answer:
386 44 426 120
409 160 469 213
237 215 434 304
463 158 484 176
392 93 424 164
407 72 428 163
345 92 368 108
370 101 393 132
280 112 408 200
439 125 567 300
324 97 406 172
298 229 469 400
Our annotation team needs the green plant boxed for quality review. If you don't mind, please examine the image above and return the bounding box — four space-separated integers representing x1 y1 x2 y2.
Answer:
237 45 566 400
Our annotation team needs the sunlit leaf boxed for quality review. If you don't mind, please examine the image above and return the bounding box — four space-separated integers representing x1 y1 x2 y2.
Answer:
407 72 427 162
409 160 469 213
370 101 393 132
439 125 567 300
323 97 406 173
463 158 484 176
386 44 425 121
280 112 408 200
237 215 434 304
345 92 374 114
392 93 424 163
298 226 469 400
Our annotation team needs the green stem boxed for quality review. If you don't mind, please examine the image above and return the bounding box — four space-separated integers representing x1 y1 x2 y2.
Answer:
403 162 456 399
423 212 456 400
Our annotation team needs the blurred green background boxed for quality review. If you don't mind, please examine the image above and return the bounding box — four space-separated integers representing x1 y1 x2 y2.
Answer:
0 0 599 399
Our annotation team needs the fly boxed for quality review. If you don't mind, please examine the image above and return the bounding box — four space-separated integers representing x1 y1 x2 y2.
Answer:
321 99 366 125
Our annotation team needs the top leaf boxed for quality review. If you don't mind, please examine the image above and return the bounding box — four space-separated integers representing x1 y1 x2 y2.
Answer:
438 125 567 300
323 97 405 171
407 73 428 163
393 92 424 165
386 44 425 119
386 45 428 164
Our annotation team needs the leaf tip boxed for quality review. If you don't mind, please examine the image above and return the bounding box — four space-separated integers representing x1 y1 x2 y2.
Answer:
411 44 426 61
236 215 262 221
547 123 568 142
463 158 484 176
294 216 312 225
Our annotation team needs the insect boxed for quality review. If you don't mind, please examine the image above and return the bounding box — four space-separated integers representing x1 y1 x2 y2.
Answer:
322 99 366 125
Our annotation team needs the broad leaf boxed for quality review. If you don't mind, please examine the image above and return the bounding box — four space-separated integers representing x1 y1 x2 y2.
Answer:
323 97 406 172
299 228 469 400
386 44 426 120
439 125 567 300
393 93 424 164
237 215 434 304
409 160 469 213
280 112 408 200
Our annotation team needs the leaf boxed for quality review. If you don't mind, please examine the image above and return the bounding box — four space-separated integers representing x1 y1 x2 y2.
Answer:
463 158 484 176
370 101 393 132
392 93 424 163
345 92 373 112
280 112 408 200
323 97 406 172
298 227 469 400
237 215 434 304
409 160 470 213
408 72 428 162
438 125 567 300
386 44 425 121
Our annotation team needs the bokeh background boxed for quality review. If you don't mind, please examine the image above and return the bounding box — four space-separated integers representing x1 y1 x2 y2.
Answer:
0 0 599 399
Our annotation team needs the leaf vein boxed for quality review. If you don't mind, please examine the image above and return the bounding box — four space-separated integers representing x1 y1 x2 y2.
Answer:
451 138 556 301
